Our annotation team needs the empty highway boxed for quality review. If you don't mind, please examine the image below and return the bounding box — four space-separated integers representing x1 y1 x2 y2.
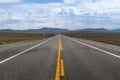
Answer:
0 35 120 80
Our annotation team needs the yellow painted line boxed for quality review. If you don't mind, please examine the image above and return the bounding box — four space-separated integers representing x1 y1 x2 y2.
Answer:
55 39 61 80
61 59 64 77
60 40 62 51
60 45 62 51
55 37 64 80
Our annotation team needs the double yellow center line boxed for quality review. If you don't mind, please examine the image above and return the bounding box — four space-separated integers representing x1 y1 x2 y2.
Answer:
55 37 65 80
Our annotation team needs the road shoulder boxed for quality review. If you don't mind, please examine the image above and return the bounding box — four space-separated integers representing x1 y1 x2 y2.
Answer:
67 36 120 53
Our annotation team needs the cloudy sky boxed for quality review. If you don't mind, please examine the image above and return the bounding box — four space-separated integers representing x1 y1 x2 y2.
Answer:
0 0 120 30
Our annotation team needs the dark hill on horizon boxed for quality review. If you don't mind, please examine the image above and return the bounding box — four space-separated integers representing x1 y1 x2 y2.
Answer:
0 27 120 33
0 27 68 33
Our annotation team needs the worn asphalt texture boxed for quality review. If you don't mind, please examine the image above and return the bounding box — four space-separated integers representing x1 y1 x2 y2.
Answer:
0 35 120 80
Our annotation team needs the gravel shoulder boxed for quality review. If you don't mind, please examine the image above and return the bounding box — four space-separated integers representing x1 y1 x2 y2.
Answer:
68 36 120 53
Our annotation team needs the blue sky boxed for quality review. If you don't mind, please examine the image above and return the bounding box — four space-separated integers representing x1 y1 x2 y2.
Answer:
0 0 120 30
24 0 62 3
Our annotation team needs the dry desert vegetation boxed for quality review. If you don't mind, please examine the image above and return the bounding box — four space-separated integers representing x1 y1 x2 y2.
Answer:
0 32 54 45
65 33 120 46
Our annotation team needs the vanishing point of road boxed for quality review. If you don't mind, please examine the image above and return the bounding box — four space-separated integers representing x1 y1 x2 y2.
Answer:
0 35 120 80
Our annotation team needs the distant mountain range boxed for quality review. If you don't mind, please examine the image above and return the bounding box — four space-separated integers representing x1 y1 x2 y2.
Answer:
0 27 120 33
69 28 120 33
0 27 69 33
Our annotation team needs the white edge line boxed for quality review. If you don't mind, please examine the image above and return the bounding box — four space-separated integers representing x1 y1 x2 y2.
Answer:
67 37 120 59
0 38 53 64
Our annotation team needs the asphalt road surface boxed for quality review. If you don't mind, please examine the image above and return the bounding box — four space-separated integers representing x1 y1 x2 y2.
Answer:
0 35 120 80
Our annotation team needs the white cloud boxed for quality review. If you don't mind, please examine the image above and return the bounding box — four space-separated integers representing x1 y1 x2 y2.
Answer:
0 0 120 30
82 0 120 14
0 0 22 3
63 0 78 4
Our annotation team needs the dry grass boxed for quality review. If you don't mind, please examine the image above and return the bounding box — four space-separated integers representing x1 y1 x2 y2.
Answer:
0 32 54 45
65 33 120 46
